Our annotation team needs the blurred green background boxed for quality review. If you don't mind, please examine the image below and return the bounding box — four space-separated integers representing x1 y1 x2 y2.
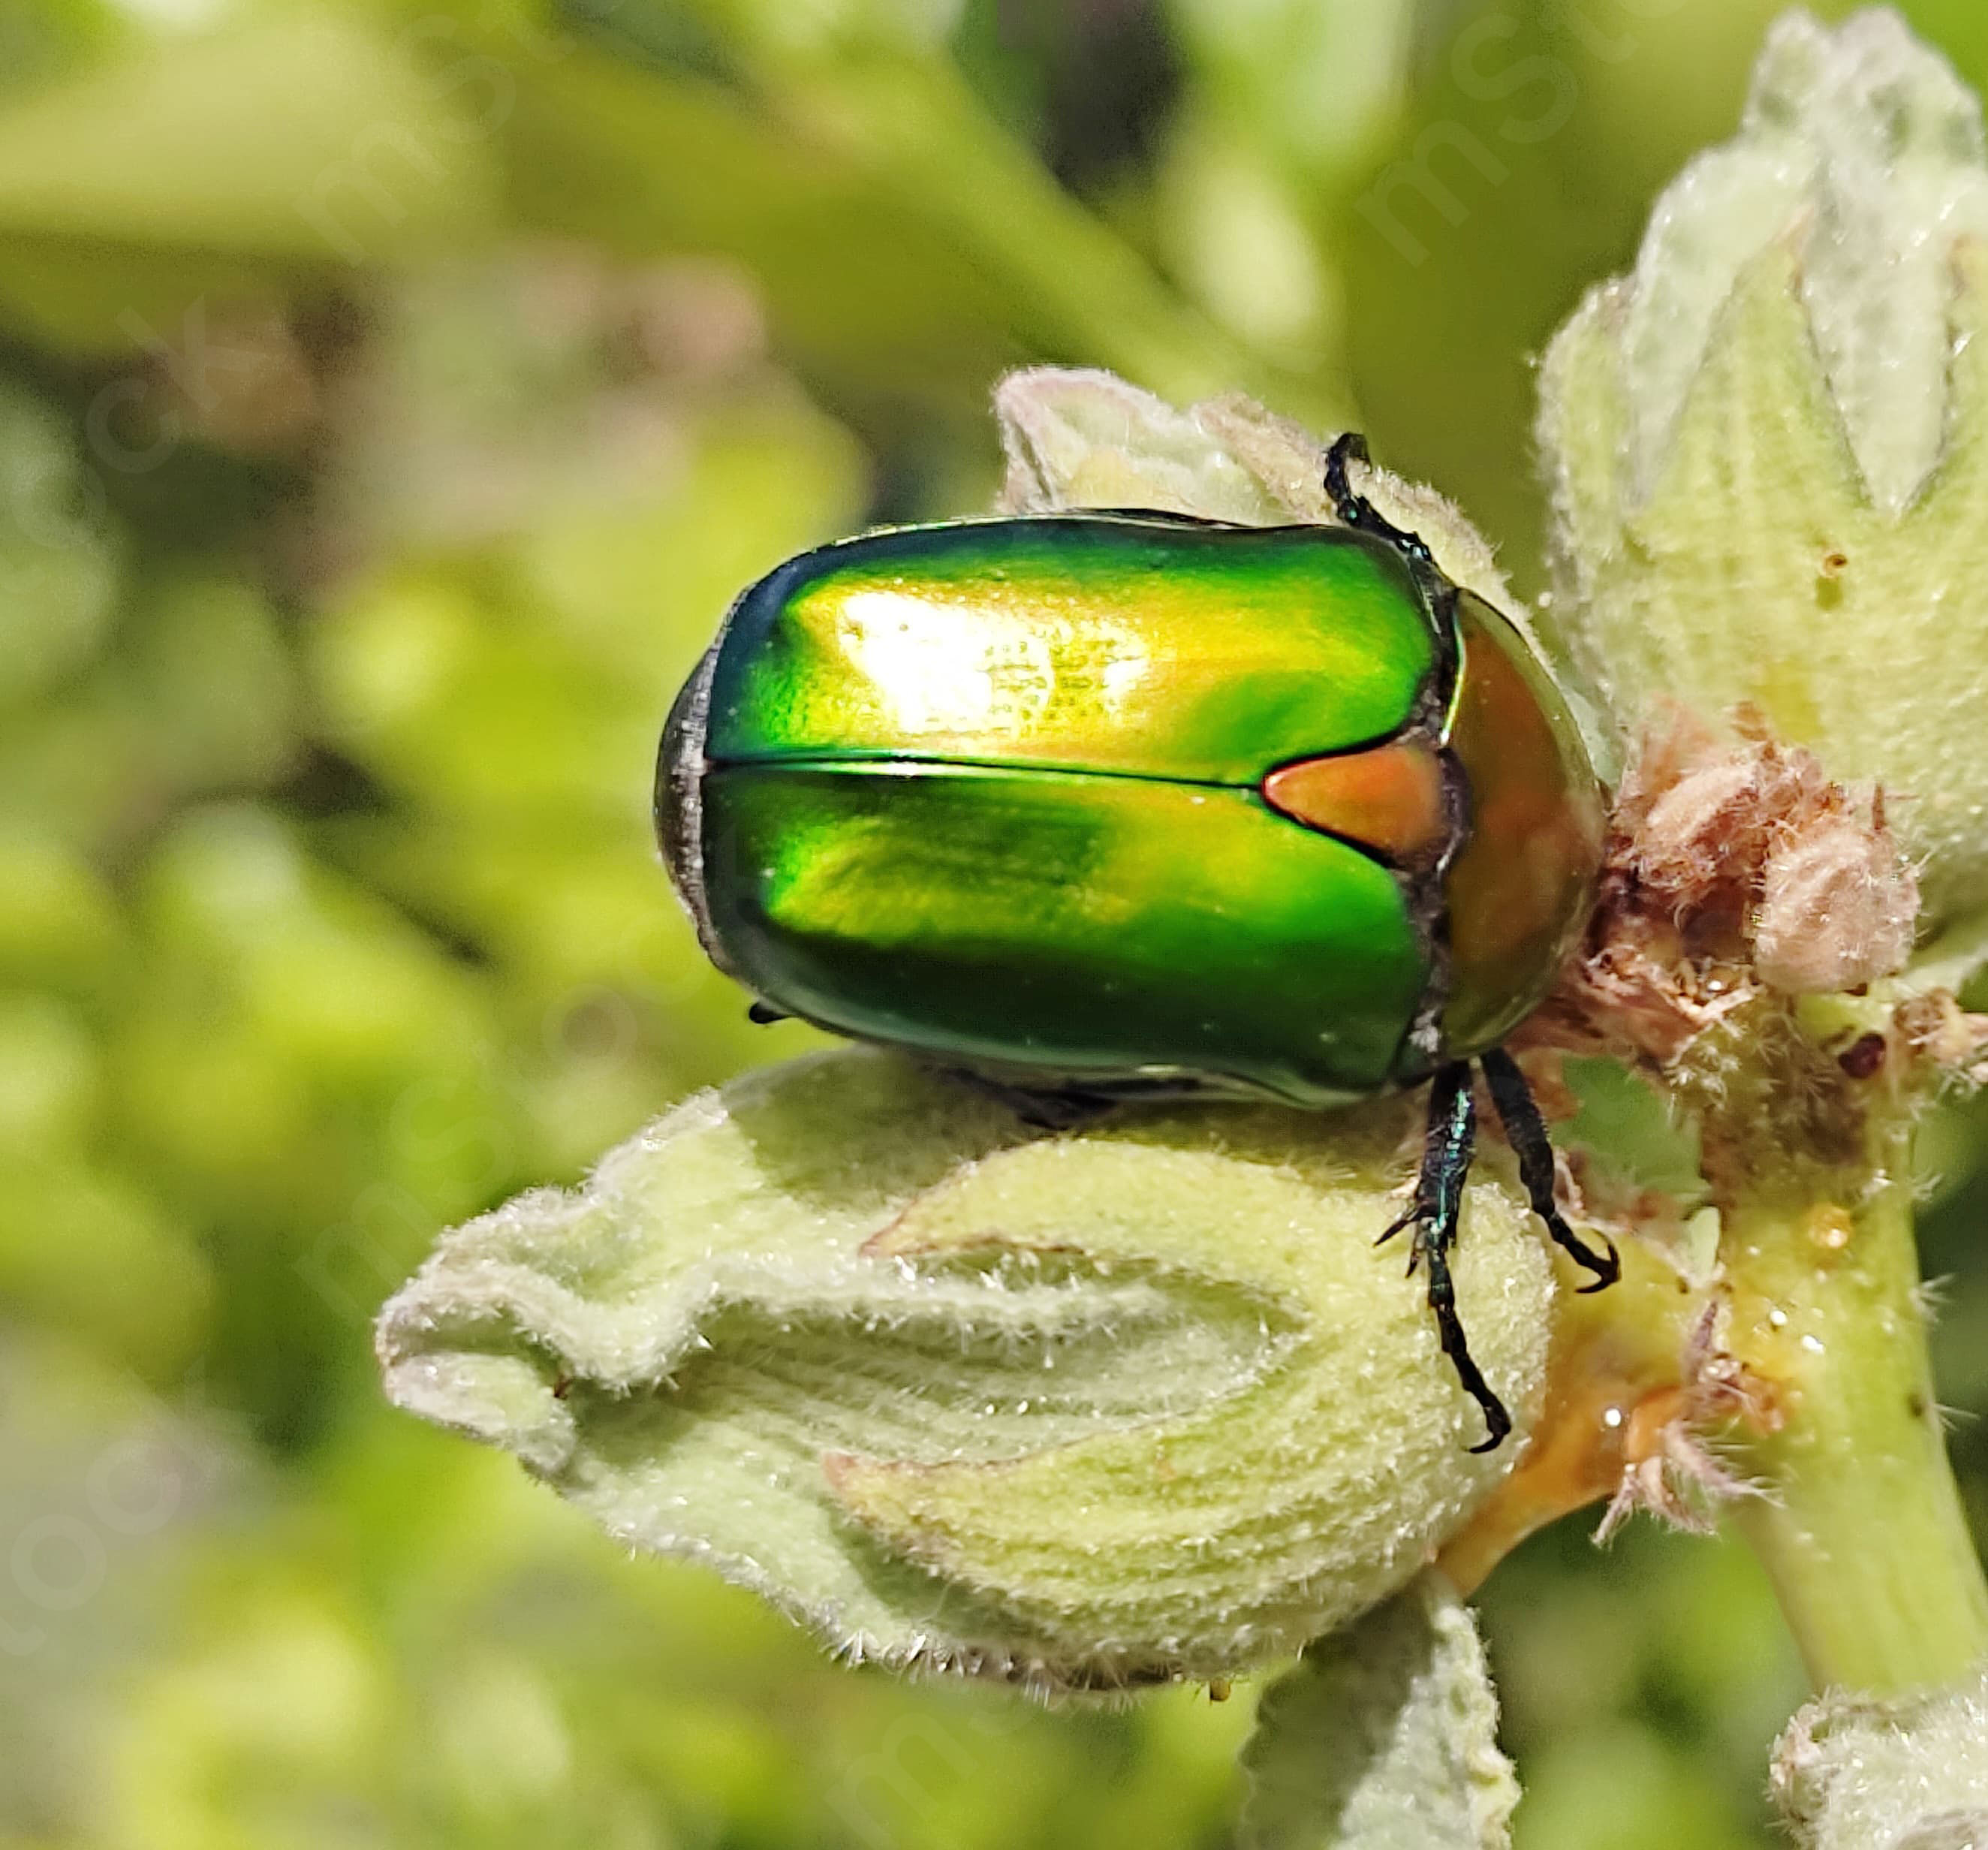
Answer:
7 1 1988 1843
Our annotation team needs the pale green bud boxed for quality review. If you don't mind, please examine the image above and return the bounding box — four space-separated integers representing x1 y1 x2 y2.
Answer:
994 366 1520 613
1240 1574 1517 1850
1538 9 1988 927
377 1050 1553 1690
1772 1662 1988 1849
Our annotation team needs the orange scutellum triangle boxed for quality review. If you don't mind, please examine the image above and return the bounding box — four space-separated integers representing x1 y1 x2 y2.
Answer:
1261 740 1448 862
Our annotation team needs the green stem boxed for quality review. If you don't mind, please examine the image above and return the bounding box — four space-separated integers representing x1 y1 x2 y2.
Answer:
1722 1119 1988 1695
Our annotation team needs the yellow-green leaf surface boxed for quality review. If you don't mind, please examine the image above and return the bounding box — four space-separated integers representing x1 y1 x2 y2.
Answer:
0 382 121 705
0 13 495 348
378 1050 1554 1688
0 14 492 252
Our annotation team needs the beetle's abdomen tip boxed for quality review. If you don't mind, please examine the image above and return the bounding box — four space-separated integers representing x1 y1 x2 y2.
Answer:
656 645 727 963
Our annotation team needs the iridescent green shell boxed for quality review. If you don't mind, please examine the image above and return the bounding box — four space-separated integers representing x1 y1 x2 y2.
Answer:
659 514 1601 1107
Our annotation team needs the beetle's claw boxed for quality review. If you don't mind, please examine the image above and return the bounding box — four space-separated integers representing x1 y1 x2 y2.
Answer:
1544 1210 1620 1291
1573 1234 1622 1293
1376 1206 1418 1248
1468 1399 1513 1454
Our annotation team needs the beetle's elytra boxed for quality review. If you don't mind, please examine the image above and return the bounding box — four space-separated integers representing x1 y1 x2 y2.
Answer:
657 434 1619 1448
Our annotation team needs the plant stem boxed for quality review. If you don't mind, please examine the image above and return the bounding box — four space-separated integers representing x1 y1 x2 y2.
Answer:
1721 1117 1988 1695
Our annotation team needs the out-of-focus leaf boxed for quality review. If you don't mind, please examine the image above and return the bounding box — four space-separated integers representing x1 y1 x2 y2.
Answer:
0 14 493 252
474 11 1342 423
676 0 965 59
0 986 98 1149
1154 111 1333 364
1165 0 1411 176
0 1156 211 1375
120 804 500 1141
492 36 1062 406
0 990 212 1375
313 577 659 821
324 254 866 625
0 1334 238 1823
105 804 526 1437
0 827 122 998
0 0 132 104
0 237 277 359
0 14 497 349
0 569 295 854
122 574 298 794
0 381 122 707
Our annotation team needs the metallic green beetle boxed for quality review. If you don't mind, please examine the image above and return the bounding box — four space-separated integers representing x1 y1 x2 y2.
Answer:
658 435 1617 1448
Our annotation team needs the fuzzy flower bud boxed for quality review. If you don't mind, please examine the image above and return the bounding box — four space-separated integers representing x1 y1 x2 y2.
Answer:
995 365 1519 608
1538 9 1988 929
1772 1663 1988 1848
1755 806 1917 994
378 1050 1552 1691
1240 1575 1517 1848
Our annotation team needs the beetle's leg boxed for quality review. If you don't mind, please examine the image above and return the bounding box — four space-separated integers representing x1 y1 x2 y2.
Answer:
1480 1046 1621 1292
941 1069 1119 1132
1381 1062 1511 1453
1324 432 1438 574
